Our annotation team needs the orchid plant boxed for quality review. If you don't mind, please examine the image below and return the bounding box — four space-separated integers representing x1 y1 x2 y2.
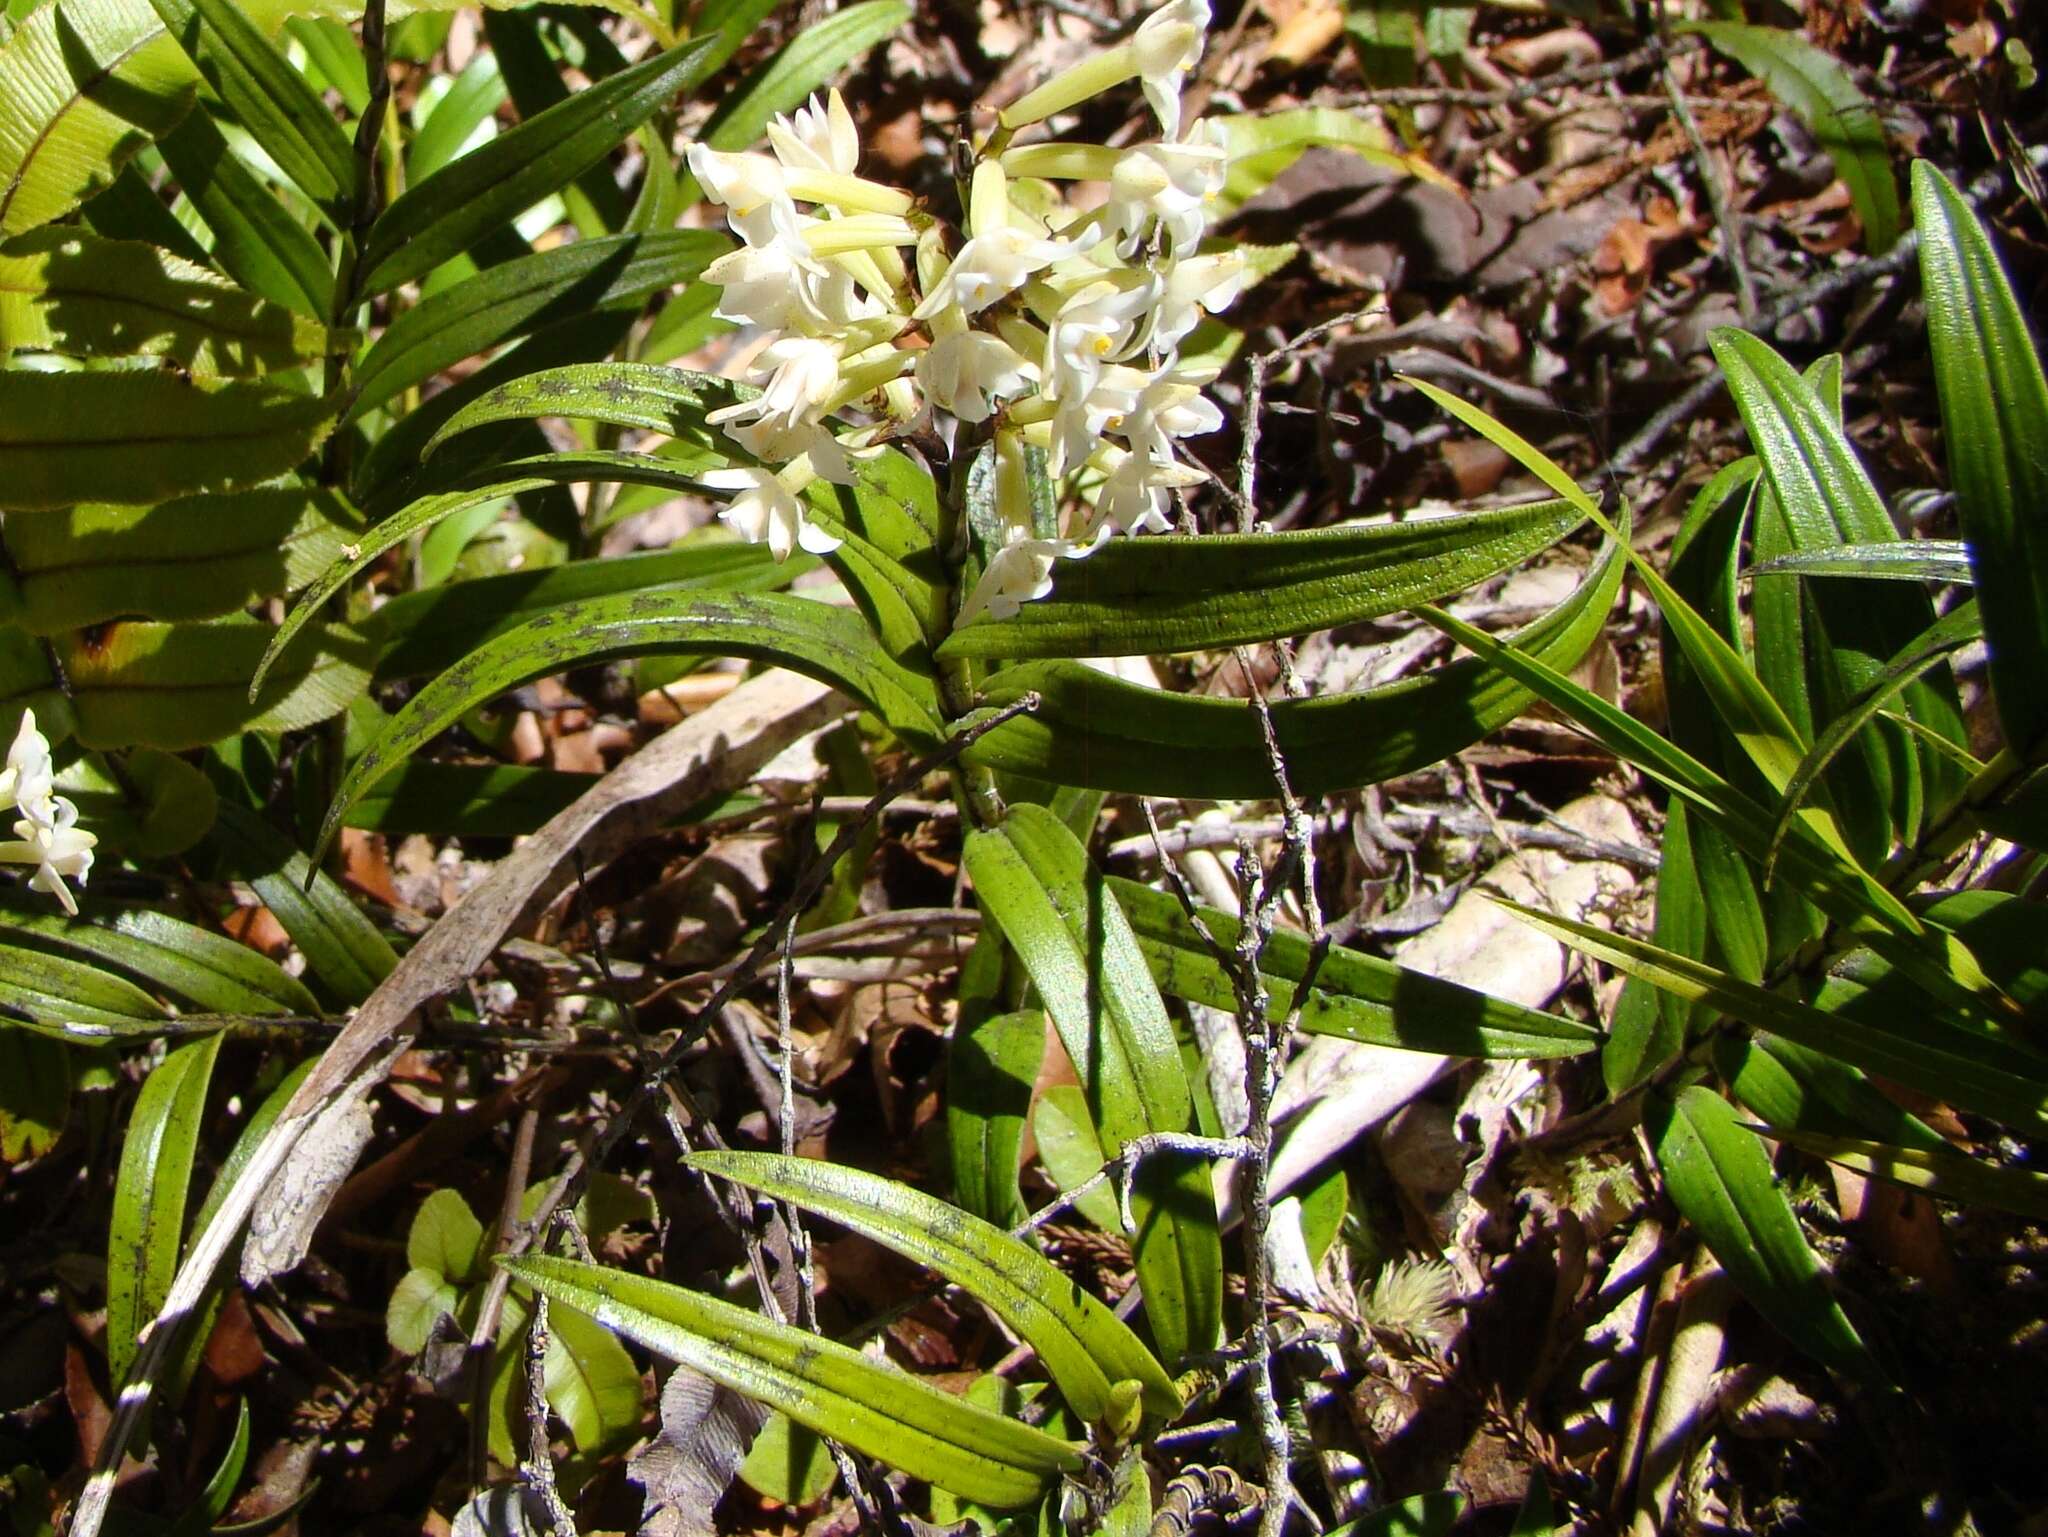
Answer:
683 0 1244 624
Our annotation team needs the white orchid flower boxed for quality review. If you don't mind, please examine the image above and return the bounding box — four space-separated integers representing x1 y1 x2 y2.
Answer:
1151 249 1249 349
916 329 1035 424
1132 0 1211 139
1039 273 1160 421
956 524 1110 626
2 801 95 916
1119 367 1227 463
768 89 860 176
701 467 843 561
1092 442 1209 534
1103 121 1227 257
913 228 1076 318
1 714 95 916
0 709 56 822
1047 364 1148 477
718 415 857 486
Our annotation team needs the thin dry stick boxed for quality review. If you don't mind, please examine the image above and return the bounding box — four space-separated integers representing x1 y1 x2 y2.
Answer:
1013 1131 1256 1239
465 1103 543 1489
520 1292 579 1537
1663 59 1761 327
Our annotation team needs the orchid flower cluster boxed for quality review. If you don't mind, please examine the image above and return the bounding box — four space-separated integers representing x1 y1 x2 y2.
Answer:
0 710 96 915
682 0 1245 623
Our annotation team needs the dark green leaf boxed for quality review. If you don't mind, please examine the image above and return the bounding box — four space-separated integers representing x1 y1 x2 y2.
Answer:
962 527 1624 797
1748 541 1973 584
0 940 165 1034
210 801 395 1007
357 39 718 296
319 590 945 860
155 108 332 315
368 539 798 681
144 0 352 211
1913 160 2048 755
964 806 1221 1365
690 1150 1180 1425
948 1006 1043 1230
501 1254 1084 1508
108 1030 223 1387
1107 875 1600 1059
348 230 729 419
1649 1084 1886 1388
0 899 317 1015
936 501 1585 659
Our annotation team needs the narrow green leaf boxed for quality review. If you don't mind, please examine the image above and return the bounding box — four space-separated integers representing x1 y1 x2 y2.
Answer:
1748 541 1973 584
1107 875 1600 1059
1719 1033 1949 1156
691 1150 1180 1425
406 55 499 187
358 38 718 296
210 801 396 1007
1766 1126 2048 1221
964 806 1221 1365
348 230 729 419
0 227 329 373
937 501 1585 659
144 0 353 211
1711 329 1967 852
0 371 332 510
1684 22 1898 252
948 1005 1042 1231
1032 1086 1123 1232
0 489 362 634
1498 899 2048 1136
1650 1084 1886 1388
165 1398 249 1537
500 1254 1084 1509
0 900 318 1015
1604 799 1702 1096
368 540 797 681
155 108 332 315
1762 599 1982 877
424 358 741 451
107 1030 223 1387
0 940 166 1031
963 526 1624 798
318 590 945 860
1913 159 2048 755
340 762 593 837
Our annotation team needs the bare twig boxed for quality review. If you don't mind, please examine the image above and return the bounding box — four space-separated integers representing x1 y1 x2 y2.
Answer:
1108 807 1660 873
1014 1131 1255 1238
520 1292 579 1537
467 1104 543 1489
1662 58 1760 327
